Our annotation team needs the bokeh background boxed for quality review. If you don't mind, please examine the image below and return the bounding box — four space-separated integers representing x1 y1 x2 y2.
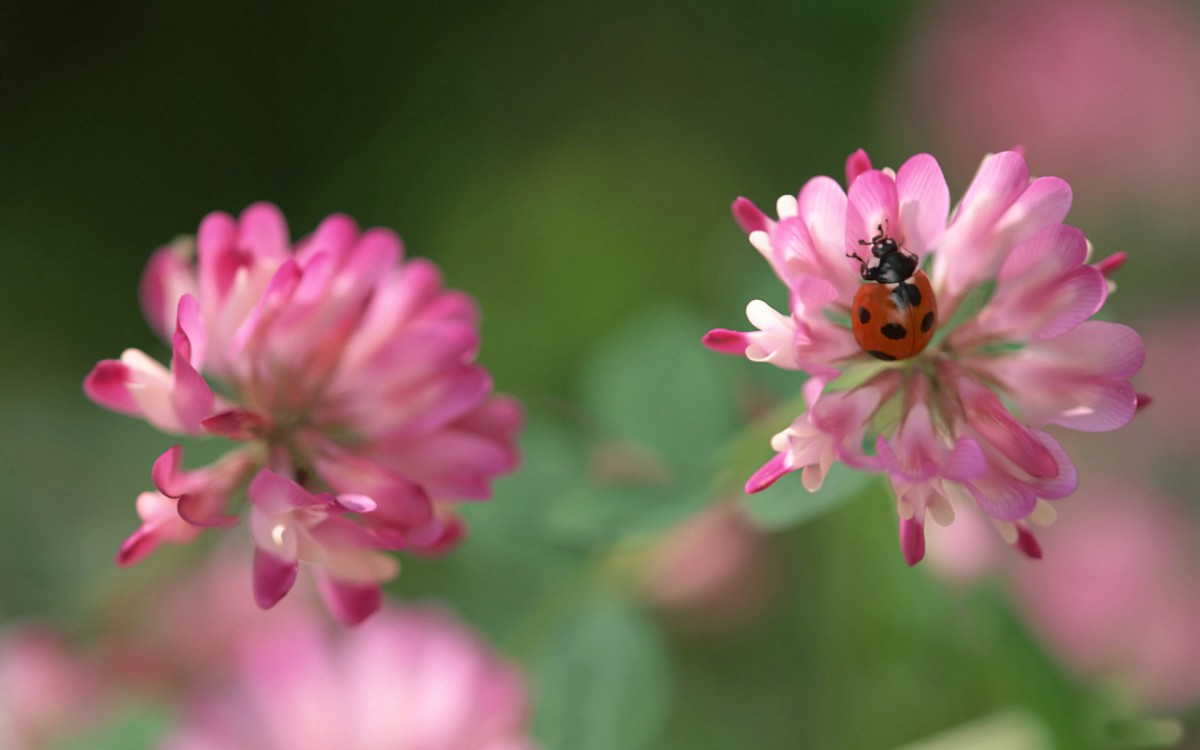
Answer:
3 0 1200 748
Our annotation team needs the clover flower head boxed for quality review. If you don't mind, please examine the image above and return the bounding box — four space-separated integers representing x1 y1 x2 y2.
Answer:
85 203 522 623
705 150 1144 564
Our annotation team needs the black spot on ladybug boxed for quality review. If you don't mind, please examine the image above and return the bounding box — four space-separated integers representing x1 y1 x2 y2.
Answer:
881 323 907 340
867 350 896 361
858 306 871 324
921 311 935 333
889 286 909 309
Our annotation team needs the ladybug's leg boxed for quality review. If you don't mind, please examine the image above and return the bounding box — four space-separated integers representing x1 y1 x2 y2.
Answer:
846 251 871 279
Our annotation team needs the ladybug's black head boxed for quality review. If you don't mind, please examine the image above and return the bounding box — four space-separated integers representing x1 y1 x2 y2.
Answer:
871 236 898 257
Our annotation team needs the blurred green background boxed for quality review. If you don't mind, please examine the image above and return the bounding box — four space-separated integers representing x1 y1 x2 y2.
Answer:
3 0 1200 748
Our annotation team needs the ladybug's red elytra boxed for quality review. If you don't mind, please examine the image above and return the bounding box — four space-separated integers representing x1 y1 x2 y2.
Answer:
846 223 937 361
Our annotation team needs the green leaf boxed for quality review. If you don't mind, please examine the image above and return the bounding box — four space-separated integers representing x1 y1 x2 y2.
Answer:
535 595 672 750
544 484 709 546
580 306 736 478
55 702 173 750
742 463 878 531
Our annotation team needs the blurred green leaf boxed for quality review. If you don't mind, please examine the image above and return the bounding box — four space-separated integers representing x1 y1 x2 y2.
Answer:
55 702 173 750
544 485 709 546
581 307 736 479
742 464 877 531
1100 717 1185 749
535 595 672 750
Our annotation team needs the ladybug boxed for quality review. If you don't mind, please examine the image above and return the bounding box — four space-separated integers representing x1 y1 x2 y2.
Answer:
846 223 937 361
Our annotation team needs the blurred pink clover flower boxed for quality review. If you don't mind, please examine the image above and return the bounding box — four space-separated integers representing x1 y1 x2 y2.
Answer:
85 203 522 623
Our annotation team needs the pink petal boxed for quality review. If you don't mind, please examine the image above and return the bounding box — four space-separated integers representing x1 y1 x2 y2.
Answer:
895 153 949 255
844 171 899 253
313 452 434 527
844 148 872 186
942 437 986 481
253 548 299 609
335 494 377 513
998 176 1073 244
316 575 381 626
957 151 1030 219
407 514 466 556
732 197 771 234
796 176 849 267
83 360 138 416
248 469 316 513
201 408 270 440
175 294 207 370
346 227 403 278
1095 251 1127 277
960 378 1058 478
169 329 215 433
745 453 790 493
296 213 359 266
151 445 186 497
1026 430 1078 500
900 517 926 566
196 210 239 302
176 493 240 528
237 202 290 260
139 240 196 340
966 468 1038 521
115 526 161 567
700 328 748 355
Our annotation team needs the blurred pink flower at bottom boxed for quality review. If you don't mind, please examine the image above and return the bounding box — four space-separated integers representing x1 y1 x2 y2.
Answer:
641 502 778 632
1011 481 1200 711
0 626 108 750
928 478 1200 711
163 606 537 750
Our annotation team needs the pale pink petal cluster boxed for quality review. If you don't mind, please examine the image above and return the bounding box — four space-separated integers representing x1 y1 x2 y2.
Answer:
705 150 1143 564
163 606 537 750
85 203 522 623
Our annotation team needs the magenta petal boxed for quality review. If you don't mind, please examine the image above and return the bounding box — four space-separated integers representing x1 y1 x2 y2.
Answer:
83 360 138 415
316 575 382 626
177 493 240 528
253 548 298 610
115 527 160 567
899 517 926 566
151 445 186 497
1014 525 1043 560
702 329 750 356
745 453 790 494
1095 251 1127 277
732 197 771 234
169 331 214 433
